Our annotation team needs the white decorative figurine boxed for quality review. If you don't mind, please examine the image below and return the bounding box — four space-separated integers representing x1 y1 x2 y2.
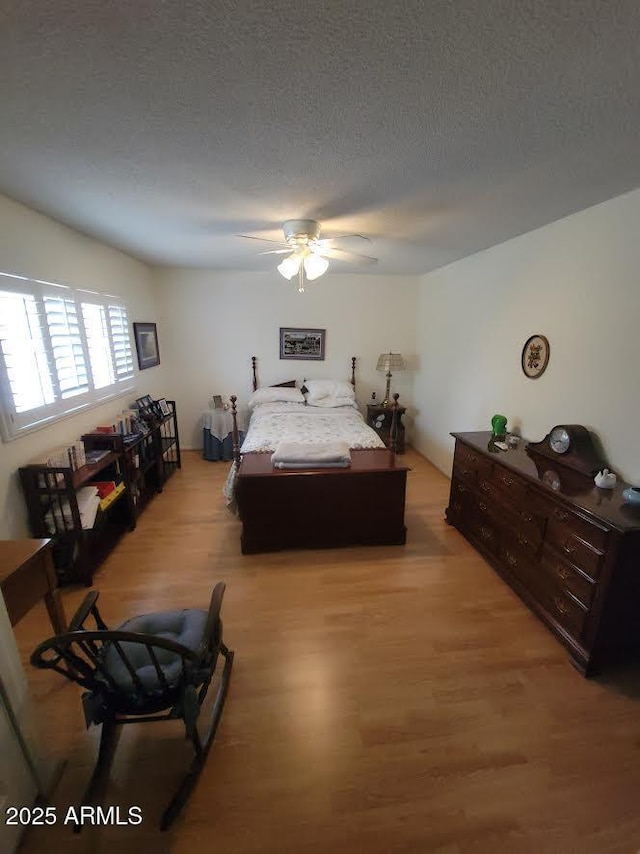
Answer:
594 469 617 489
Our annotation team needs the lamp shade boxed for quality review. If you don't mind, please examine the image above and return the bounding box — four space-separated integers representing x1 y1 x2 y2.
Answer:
277 254 302 280
376 352 405 372
303 253 329 280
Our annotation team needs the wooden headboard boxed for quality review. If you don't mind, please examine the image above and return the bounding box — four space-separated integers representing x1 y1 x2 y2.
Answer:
251 355 357 391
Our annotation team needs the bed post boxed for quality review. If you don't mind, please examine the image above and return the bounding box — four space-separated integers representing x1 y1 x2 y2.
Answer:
252 356 258 392
389 394 400 456
350 356 356 389
230 395 241 464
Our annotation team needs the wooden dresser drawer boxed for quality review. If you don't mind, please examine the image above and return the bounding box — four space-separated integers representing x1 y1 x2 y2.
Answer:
490 465 528 505
501 541 537 589
545 519 605 580
540 545 595 608
448 477 475 513
538 500 609 552
454 443 493 482
467 512 500 554
541 585 588 641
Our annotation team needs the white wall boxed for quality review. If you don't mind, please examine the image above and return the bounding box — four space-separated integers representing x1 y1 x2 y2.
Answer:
413 187 640 484
0 194 167 540
0 194 166 850
153 269 419 449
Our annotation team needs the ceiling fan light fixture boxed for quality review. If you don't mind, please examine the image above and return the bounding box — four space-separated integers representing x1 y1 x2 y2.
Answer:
303 253 329 280
277 253 302 280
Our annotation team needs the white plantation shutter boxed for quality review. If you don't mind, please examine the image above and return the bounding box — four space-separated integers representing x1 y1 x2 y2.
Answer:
108 303 134 382
44 293 89 399
0 274 136 440
82 302 115 389
0 290 55 429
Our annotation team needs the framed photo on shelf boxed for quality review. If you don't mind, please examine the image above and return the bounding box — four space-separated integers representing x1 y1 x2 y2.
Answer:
133 322 160 370
212 395 223 409
157 397 172 417
279 327 326 361
135 395 154 411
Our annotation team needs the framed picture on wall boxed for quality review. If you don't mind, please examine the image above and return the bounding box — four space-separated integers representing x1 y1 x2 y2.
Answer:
279 327 326 360
133 322 160 370
521 334 550 379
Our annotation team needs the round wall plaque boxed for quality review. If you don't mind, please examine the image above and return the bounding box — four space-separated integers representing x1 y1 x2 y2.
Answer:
521 334 550 379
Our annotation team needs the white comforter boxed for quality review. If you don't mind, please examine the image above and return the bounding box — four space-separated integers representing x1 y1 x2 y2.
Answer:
240 402 385 453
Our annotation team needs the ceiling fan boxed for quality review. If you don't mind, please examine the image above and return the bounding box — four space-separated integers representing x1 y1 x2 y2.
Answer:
238 219 377 292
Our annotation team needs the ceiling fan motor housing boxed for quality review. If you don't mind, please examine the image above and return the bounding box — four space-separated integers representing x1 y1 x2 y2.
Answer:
283 219 321 245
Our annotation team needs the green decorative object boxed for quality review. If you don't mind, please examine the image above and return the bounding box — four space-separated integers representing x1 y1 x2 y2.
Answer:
491 414 508 437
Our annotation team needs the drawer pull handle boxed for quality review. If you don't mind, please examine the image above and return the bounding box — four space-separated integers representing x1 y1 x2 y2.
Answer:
461 468 471 477
554 508 570 522
480 526 493 541
456 484 467 494
480 482 491 494
469 454 477 463
501 476 514 487
520 512 533 524
556 565 570 581
478 501 489 512
452 501 461 511
563 541 576 556
516 534 530 547
554 597 569 616
506 551 518 567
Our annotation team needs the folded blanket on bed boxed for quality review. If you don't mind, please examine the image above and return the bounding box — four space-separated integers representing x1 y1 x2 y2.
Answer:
271 440 351 465
273 459 351 469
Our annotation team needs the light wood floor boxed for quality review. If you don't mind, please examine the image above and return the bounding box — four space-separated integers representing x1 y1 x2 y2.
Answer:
13 449 640 853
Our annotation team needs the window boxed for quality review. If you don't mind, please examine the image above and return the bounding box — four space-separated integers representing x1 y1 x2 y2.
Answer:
0 272 135 441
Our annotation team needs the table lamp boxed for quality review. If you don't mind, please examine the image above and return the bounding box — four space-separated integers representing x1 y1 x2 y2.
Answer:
376 352 405 406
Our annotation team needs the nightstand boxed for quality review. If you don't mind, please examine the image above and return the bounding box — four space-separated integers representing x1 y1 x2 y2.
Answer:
202 409 247 461
366 404 406 453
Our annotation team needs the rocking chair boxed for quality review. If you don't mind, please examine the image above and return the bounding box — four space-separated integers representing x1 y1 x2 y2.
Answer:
30 582 234 830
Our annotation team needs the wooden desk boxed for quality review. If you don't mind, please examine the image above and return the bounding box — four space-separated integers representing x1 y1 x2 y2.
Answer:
0 539 67 634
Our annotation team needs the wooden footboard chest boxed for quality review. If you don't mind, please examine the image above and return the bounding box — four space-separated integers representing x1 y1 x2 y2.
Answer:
446 431 640 675
236 449 409 554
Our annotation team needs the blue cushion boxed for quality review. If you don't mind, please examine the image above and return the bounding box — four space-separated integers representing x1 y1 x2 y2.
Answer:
102 609 208 698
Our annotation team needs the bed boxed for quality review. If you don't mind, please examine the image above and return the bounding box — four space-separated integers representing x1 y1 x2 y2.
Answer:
227 357 409 554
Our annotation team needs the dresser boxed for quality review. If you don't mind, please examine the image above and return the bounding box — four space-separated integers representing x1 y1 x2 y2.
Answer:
446 431 640 675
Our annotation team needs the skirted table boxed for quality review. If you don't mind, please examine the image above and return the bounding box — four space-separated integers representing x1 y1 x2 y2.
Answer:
202 409 247 461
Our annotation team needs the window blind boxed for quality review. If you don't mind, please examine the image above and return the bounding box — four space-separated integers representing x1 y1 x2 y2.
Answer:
0 274 136 441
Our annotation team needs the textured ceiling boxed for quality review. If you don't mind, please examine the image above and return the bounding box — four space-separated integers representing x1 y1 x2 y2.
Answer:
1 1 639 274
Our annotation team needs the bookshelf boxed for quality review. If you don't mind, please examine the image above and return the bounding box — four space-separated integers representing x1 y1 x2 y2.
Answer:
19 401 181 585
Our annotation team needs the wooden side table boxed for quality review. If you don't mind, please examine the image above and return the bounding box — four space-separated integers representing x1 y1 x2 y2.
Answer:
366 404 406 453
0 539 67 634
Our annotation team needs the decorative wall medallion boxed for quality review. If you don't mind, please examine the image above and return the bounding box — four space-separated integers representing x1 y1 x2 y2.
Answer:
521 334 550 379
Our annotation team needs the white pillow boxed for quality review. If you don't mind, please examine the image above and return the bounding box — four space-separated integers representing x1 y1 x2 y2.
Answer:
247 387 305 409
305 396 358 409
304 379 355 401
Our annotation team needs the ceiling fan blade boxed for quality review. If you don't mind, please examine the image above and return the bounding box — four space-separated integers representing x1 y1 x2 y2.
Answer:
316 234 372 246
259 249 295 255
236 234 288 245
319 247 378 263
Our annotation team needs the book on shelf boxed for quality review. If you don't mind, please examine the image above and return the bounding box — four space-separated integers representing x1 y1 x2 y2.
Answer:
44 485 101 532
91 480 116 499
98 481 125 511
85 449 111 465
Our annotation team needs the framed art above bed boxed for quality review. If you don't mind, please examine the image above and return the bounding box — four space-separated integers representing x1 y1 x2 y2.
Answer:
280 327 325 360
